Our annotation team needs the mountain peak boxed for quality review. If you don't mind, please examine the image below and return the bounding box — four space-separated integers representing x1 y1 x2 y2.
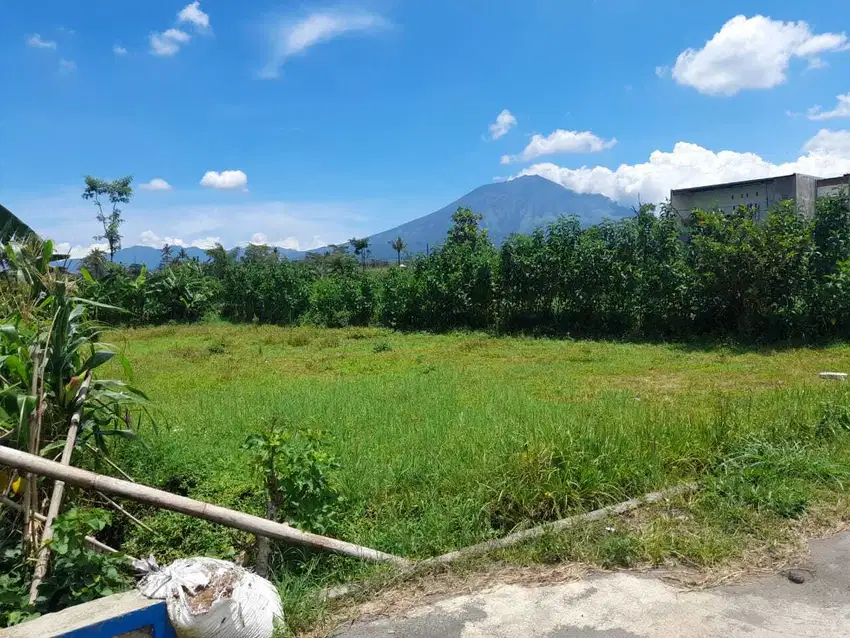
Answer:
362 176 632 260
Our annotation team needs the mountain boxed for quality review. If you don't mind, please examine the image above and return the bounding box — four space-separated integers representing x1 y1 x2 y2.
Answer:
66 176 633 267
67 245 303 271
347 175 633 261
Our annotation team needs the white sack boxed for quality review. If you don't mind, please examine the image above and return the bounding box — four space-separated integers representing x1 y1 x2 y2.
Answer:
136 556 283 638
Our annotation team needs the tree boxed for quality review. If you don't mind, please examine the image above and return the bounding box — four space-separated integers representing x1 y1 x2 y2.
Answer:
350 237 370 268
243 243 277 265
176 247 190 264
447 207 487 249
82 176 133 261
79 248 107 279
160 243 173 267
390 236 406 266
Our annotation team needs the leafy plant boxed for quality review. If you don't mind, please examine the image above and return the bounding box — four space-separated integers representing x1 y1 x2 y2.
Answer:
40 509 131 609
242 420 344 535
0 508 131 628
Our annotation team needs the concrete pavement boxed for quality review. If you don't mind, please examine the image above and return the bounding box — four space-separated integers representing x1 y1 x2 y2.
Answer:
334 532 850 637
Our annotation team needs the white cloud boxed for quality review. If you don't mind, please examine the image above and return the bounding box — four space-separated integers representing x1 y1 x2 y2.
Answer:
260 9 388 79
200 170 248 190
501 129 616 164
113 45 128 56
149 28 191 56
803 129 850 155
516 130 850 205
54 242 109 260
808 94 850 120
27 34 57 49
488 109 517 140
178 2 211 31
655 65 669 78
139 178 173 191
247 233 321 250
59 59 76 74
672 15 848 96
139 230 220 250
14 192 369 258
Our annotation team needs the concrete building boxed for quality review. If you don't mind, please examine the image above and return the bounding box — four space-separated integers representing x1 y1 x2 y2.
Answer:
670 173 849 219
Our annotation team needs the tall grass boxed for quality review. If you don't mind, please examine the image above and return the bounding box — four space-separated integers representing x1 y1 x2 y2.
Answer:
106 324 850 631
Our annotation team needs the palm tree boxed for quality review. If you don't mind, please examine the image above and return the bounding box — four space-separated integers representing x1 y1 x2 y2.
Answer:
349 237 370 268
176 247 189 264
160 243 172 268
390 236 406 266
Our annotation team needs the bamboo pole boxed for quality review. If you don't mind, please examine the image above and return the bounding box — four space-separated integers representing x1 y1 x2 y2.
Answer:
422 482 698 566
22 348 41 556
97 491 157 535
323 482 698 601
29 372 92 603
0 446 407 565
0 495 130 559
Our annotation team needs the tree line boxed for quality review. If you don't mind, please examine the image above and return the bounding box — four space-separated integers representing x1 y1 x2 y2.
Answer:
75 192 850 343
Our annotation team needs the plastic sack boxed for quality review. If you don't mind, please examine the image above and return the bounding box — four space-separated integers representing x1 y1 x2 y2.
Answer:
135 556 284 638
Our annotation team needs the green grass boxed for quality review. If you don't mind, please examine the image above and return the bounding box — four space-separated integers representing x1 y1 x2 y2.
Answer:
104 323 850 634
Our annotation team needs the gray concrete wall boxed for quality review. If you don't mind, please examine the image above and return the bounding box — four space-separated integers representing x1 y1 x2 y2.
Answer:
671 180 770 218
818 175 850 197
794 174 819 217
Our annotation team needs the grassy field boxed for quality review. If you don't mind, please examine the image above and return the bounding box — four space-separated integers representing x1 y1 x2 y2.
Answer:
104 323 850 632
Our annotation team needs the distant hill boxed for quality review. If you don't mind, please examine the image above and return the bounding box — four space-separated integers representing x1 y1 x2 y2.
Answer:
338 175 633 261
67 245 303 271
67 175 633 267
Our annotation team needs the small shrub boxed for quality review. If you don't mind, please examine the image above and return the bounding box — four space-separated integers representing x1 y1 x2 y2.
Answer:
372 341 392 353
243 420 345 535
0 509 132 628
317 335 341 349
207 338 229 355
287 332 313 347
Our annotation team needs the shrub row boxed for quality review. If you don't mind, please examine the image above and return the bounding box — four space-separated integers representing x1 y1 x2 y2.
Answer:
79 196 850 343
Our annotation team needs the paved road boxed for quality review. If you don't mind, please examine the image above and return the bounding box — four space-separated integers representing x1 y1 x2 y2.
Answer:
335 533 850 637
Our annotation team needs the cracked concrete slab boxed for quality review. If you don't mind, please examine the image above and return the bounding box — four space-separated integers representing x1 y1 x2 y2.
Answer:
334 532 850 637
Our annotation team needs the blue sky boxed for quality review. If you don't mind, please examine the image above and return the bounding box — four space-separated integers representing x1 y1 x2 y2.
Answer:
3 0 850 256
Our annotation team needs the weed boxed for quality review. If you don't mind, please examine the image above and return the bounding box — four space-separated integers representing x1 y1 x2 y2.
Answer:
318 335 341 349
597 533 642 569
207 338 229 355
287 332 313 348
373 341 392 354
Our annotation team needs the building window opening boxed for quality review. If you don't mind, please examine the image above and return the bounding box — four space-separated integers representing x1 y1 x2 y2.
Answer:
731 195 735 200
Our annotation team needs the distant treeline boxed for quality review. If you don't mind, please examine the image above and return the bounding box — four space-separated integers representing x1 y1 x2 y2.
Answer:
77 194 850 343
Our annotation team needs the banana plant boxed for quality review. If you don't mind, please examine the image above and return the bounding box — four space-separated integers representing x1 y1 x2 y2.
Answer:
1 239 150 456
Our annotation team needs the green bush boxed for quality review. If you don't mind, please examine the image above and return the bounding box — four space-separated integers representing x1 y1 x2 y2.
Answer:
0 509 131 628
73 192 850 344
306 274 375 328
243 421 345 535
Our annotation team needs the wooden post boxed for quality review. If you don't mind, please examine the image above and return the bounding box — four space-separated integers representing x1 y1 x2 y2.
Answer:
28 372 92 603
0 446 407 565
